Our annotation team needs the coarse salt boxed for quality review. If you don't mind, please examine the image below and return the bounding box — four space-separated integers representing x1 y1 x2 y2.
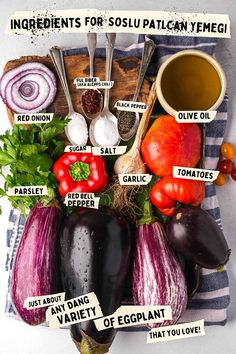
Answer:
92 116 120 147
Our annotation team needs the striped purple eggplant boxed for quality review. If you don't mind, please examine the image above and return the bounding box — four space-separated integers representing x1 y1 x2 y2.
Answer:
11 201 62 325
133 221 187 328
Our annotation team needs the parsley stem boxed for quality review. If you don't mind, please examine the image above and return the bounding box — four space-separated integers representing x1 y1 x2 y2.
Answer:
0 168 6 179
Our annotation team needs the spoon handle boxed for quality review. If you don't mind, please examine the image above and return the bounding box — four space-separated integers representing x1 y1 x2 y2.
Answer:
133 80 157 150
133 40 156 102
104 33 116 109
87 33 97 78
49 46 74 115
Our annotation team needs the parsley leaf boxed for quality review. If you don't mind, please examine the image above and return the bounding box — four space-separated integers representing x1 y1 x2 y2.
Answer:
0 117 68 214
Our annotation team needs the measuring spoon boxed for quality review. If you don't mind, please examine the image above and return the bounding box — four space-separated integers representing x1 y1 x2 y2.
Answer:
81 33 103 119
118 39 156 141
89 33 120 147
49 46 88 146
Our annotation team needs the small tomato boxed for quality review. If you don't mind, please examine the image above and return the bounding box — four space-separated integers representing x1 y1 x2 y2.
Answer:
231 169 236 181
217 159 234 174
214 173 227 186
220 142 235 159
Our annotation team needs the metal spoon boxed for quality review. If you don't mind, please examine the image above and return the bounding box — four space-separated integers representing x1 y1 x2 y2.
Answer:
81 33 103 120
114 79 157 174
118 39 156 141
89 33 120 147
49 46 88 146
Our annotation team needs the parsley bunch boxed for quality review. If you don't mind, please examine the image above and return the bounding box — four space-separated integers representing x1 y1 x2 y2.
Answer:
0 118 68 216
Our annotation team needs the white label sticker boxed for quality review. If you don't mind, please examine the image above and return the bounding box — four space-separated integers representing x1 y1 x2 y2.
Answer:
65 192 100 209
114 100 147 113
74 77 113 89
64 145 92 153
147 320 205 343
14 113 54 124
118 174 152 185
92 146 127 156
24 292 65 310
175 111 217 123
94 306 172 331
46 292 103 328
8 186 48 196
6 10 230 38
173 166 219 181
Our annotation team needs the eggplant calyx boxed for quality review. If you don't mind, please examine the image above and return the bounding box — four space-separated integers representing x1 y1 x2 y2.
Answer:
72 330 112 354
137 199 155 226
217 249 231 272
39 198 61 209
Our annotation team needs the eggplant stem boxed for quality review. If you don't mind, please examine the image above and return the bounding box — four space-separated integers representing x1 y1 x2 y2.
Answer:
225 248 232 264
137 198 155 226
72 330 112 354
40 198 61 209
217 249 231 272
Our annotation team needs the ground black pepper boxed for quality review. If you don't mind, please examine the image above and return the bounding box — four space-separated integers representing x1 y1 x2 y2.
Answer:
82 89 102 114
118 111 137 135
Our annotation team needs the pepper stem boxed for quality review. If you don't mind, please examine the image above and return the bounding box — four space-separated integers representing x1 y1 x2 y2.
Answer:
69 161 90 182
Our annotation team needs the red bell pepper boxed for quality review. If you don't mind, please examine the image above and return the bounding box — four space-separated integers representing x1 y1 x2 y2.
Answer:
150 175 205 216
52 152 108 197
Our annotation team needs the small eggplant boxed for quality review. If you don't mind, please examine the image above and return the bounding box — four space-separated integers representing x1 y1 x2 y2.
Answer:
11 201 62 325
60 207 132 354
166 206 231 269
133 220 188 327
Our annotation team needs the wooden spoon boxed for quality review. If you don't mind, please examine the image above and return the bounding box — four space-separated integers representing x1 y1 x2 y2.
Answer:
114 80 157 174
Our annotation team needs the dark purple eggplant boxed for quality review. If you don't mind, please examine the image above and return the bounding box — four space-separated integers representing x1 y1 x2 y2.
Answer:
178 255 200 298
60 207 132 354
166 206 231 269
11 201 62 325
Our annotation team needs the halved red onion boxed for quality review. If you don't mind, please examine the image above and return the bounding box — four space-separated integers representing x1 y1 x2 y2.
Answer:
0 62 57 113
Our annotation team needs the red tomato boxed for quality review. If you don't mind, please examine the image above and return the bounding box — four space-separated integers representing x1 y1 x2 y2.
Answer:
231 169 236 181
141 115 201 176
217 159 234 174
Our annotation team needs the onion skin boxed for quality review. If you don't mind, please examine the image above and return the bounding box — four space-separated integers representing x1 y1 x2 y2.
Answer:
11 202 62 325
133 221 187 328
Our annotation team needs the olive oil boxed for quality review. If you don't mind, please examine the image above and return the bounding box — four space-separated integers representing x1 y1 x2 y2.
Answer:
160 55 222 111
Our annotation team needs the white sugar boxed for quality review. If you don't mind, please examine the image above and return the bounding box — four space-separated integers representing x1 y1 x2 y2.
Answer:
65 113 88 146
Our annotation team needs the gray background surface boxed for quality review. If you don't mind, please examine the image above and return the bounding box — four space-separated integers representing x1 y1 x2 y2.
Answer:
0 1 235 353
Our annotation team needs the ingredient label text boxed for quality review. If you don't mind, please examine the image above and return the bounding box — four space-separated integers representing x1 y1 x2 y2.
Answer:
24 292 65 310
46 292 103 328
175 111 217 123
119 174 152 185
65 192 100 208
173 166 219 181
147 320 205 343
94 305 172 331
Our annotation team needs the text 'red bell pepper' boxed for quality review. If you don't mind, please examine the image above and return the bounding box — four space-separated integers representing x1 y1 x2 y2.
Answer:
52 152 108 197
150 176 205 216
